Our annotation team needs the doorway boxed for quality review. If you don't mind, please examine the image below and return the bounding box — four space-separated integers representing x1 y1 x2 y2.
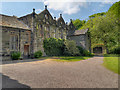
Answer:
93 47 102 54
24 45 29 58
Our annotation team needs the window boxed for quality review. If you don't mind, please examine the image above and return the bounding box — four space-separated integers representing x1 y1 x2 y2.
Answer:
10 35 18 50
26 33 29 41
11 31 15 35
45 14 48 19
44 26 47 31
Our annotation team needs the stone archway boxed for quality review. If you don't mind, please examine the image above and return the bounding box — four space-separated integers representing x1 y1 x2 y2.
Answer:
93 47 102 54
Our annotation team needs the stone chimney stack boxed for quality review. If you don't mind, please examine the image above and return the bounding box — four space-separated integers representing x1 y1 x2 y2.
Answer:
45 5 47 9
60 14 62 17
66 22 68 25
33 8 35 13
70 19 72 22
33 8 36 18
54 17 56 20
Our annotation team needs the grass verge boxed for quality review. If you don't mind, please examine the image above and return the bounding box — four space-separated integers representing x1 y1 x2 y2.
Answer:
53 56 92 62
103 54 119 74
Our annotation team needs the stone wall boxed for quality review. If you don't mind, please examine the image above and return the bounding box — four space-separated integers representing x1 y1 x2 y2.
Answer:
1 26 32 60
68 33 91 52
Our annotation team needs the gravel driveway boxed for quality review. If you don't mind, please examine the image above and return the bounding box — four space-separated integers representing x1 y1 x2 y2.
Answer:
1 56 119 88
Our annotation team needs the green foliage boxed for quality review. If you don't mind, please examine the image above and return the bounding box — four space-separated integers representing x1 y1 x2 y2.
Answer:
43 38 64 56
89 12 106 18
77 46 85 56
83 50 93 56
107 1 120 18
72 19 86 30
43 38 94 56
63 40 80 56
76 1 119 53
109 47 120 54
34 50 42 58
43 38 81 56
77 46 94 56
11 51 21 60
54 56 91 62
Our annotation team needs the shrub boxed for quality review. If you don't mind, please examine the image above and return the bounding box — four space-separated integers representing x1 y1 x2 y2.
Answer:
11 51 21 60
77 46 84 56
109 47 120 54
83 50 94 56
43 38 64 56
83 50 90 56
63 40 80 56
77 46 94 56
34 50 42 58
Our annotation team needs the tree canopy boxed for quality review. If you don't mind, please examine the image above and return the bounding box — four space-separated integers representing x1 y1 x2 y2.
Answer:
73 1 119 54
72 19 86 30
89 12 106 19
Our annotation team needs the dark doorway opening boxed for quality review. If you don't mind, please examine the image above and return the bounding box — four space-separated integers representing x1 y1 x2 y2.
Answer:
93 47 102 54
24 45 29 58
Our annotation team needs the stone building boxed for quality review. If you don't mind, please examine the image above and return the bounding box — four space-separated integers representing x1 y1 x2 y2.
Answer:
0 5 91 60
0 14 31 60
67 28 91 52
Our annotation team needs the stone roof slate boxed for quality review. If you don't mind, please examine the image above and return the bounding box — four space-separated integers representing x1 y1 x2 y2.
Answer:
0 14 30 30
73 28 89 35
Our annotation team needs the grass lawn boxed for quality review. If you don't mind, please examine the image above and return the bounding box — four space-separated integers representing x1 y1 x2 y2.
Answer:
103 54 119 74
53 56 92 62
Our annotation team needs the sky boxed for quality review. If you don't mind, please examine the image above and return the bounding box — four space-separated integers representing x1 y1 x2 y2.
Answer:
1 0 119 22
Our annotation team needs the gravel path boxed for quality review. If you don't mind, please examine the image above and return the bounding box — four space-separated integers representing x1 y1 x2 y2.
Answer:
1 56 119 88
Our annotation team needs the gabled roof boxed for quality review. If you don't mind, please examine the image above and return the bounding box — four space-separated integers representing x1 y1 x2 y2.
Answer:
38 9 53 20
35 9 55 25
57 16 65 24
68 19 74 26
19 12 37 19
0 14 30 30
73 28 89 35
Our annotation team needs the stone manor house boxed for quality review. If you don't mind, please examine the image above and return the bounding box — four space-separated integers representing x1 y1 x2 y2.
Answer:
0 6 91 60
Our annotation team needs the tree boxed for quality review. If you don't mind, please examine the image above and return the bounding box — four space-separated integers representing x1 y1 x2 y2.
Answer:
89 12 106 19
92 16 118 53
77 1 119 53
72 19 86 30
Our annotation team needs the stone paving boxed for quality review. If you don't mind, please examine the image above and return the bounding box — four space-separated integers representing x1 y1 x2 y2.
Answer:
1 56 119 88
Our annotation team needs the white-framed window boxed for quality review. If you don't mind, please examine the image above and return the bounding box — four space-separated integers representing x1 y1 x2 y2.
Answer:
10 35 18 50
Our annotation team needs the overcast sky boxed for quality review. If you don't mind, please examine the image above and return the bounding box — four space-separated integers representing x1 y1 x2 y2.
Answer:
1 0 119 22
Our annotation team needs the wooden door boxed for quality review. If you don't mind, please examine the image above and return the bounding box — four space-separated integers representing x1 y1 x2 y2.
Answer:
24 45 29 58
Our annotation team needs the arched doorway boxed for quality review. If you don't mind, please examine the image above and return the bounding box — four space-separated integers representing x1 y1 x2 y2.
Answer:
93 47 102 54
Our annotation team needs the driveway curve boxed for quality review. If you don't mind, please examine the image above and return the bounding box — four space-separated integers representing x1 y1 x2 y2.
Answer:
1 56 119 88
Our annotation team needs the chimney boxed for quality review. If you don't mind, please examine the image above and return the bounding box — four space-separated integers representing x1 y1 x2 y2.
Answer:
45 5 47 9
33 8 35 13
60 14 62 17
54 17 56 20
70 19 72 22
66 22 68 25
